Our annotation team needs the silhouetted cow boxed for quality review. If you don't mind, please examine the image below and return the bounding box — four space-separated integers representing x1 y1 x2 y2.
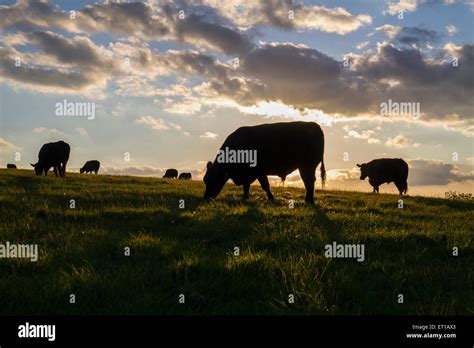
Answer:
178 172 192 180
204 121 326 204
163 169 178 178
7 164 17 169
31 141 70 177
80 160 100 174
357 158 408 195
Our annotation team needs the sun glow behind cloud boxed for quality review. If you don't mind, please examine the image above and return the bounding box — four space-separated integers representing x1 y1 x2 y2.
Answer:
238 102 335 126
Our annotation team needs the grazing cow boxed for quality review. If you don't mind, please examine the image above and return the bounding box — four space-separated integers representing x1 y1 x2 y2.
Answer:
80 160 100 174
357 158 408 195
7 164 17 169
163 168 178 179
204 121 326 204
178 172 192 180
30 141 70 177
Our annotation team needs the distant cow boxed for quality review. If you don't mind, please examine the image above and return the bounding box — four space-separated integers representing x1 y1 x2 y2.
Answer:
357 158 408 195
204 121 326 204
31 141 70 177
163 169 178 179
178 172 192 180
7 164 17 169
80 160 100 174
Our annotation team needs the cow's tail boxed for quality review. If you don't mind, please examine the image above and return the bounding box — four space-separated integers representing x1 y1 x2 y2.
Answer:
320 157 326 189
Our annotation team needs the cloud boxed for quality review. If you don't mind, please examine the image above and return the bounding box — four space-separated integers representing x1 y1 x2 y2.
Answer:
100 165 201 179
200 132 217 139
0 1 472 130
356 41 370 50
175 14 254 56
446 25 457 36
163 97 202 115
100 165 164 177
135 116 170 130
387 0 418 15
204 0 371 34
408 159 474 185
0 31 118 94
385 134 420 148
386 0 459 15
375 24 402 38
343 127 381 144
75 128 88 136
376 25 440 46
0 138 19 153
353 43 474 121
135 116 186 134
33 127 65 136
0 0 170 38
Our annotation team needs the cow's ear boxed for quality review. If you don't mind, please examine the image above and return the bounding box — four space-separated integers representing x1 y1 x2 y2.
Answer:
206 161 213 169
356 164 362 167
30 163 35 167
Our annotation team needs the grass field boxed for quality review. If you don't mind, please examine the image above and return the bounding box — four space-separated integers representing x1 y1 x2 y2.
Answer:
0 169 472 315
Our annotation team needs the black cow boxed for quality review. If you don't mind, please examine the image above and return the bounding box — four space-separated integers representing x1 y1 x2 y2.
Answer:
163 169 178 179
178 172 192 180
357 158 408 195
204 121 326 204
31 141 70 177
7 164 17 169
80 160 100 174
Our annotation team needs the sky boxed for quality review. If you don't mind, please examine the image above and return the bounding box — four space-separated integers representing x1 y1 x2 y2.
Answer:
0 0 473 197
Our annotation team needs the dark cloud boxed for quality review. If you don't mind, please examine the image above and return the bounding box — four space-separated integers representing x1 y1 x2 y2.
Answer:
394 27 441 46
201 0 372 34
236 43 377 114
26 31 106 69
354 43 474 119
408 160 474 186
160 50 231 79
0 0 70 32
0 47 94 91
80 1 170 37
0 1 471 124
175 14 254 56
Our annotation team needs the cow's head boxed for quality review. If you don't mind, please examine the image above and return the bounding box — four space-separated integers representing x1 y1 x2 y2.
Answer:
203 161 229 199
30 163 43 176
79 167 85 173
357 163 369 180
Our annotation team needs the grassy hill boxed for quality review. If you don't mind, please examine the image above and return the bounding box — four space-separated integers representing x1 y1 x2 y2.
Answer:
0 169 472 315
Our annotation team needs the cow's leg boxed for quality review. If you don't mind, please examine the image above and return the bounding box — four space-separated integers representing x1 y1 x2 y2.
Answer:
243 182 250 200
61 161 67 177
395 181 404 195
403 181 408 194
258 175 274 201
53 166 58 177
300 166 316 204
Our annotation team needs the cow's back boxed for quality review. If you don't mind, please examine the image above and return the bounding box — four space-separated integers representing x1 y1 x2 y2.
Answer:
370 158 408 182
86 160 100 170
221 122 324 178
39 141 70 165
